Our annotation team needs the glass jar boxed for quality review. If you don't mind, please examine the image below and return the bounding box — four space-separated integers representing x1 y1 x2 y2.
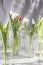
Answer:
19 30 34 58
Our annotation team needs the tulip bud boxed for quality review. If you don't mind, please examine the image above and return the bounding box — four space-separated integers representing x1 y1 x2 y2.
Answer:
32 19 36 28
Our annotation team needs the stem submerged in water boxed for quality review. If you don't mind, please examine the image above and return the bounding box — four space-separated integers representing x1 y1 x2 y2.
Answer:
29 37 33 54
4 46 6 65
39 42 42 60
12 35 18 56
38 35 42 60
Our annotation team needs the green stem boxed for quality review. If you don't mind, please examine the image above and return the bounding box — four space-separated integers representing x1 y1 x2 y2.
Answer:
4 45 6 65
12 35 18 56
38 33 42 60
29 37 33 53
38 32 42 60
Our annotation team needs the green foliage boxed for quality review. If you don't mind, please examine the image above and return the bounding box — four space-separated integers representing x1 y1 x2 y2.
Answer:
38 18 43 60
0 14 43 64
24 22 28 35
29 19 37 53
30 19 37 37
0 22 9 65
9 13 21 55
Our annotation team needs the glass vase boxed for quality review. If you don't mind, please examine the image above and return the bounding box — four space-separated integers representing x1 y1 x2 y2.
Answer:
19 30 34 58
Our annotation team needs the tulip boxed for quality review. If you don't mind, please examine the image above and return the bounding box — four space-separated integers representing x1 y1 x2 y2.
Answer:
30 19 37 54
19 16 23 22
38 18 43 60
0 22 9 65
9 13 22 55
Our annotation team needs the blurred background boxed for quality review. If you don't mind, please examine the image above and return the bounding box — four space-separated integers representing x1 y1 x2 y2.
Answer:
0 0 43 27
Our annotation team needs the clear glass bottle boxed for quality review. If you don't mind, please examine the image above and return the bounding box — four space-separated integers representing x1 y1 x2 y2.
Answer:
19 30 34 58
